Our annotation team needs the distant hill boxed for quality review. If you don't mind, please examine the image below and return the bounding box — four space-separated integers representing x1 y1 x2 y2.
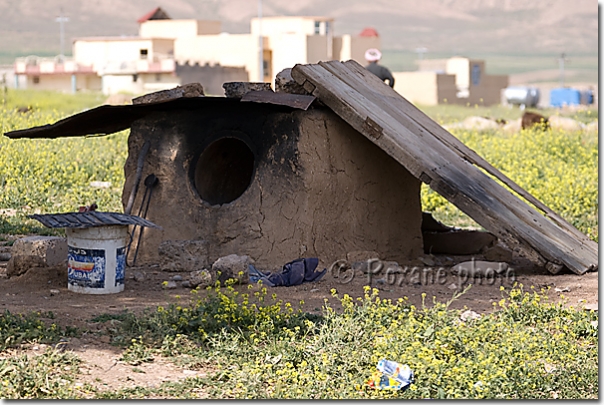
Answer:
0 0 598 75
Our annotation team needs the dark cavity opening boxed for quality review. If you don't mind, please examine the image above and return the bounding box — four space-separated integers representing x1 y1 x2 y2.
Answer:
194 137 255 205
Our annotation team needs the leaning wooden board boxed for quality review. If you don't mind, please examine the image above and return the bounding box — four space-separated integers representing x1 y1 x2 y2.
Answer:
291 60 598 275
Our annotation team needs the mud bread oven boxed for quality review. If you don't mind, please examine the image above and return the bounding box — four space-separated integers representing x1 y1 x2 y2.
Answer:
5 62 597 276
121 92 424 269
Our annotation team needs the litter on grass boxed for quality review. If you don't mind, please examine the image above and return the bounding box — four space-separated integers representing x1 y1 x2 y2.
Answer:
367 359 413 391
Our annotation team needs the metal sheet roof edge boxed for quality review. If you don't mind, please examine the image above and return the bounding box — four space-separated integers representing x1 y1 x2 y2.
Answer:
4 93 312 140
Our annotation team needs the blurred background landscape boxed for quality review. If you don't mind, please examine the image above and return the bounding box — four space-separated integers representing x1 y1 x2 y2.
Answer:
0 0 597 84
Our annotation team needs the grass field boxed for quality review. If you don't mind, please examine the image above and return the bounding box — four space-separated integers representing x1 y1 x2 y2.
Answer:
0 89 599 399
0 283 598 399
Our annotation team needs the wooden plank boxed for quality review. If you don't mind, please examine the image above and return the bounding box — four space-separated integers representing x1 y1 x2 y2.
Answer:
301 63 594 263
291 62 598 274
318 61 594 256
329 64 597 272
341 59 595 249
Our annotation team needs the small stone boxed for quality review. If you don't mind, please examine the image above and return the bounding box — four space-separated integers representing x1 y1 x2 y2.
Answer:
163 281 178 289
32 345 39 350
584 303 598 311
190 269 213 288
183 369 197 376
181 280 191 289
133 271 145 282
310 288 319 293
448 283 457 290
554 286 570 293
451 260 508 277
171 275 183 282
460 310 481 322
419 256 435 266
49 289 60 296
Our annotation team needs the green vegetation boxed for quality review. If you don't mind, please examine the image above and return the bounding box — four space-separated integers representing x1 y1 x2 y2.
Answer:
0 284 598 399
421 122 598 241
0 310 78 351
0 89 124 235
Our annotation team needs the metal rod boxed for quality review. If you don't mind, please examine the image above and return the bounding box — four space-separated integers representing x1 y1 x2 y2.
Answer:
124 140 150 215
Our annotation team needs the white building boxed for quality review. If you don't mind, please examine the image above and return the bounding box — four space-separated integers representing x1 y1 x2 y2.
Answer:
14 7 379 96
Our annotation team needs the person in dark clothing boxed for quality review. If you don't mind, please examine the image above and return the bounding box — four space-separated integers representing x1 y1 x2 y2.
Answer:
364 48 395 88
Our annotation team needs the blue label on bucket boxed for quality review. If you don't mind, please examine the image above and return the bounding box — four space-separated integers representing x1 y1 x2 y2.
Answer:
68 246 106 289
116 247 126 287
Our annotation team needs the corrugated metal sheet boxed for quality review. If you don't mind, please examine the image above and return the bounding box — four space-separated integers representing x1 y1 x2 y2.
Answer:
29 212 161 229
241 91 316 110
4 94 314 140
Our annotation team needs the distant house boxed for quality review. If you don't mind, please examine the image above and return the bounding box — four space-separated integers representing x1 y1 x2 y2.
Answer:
13 7 379 96
393 57 509 106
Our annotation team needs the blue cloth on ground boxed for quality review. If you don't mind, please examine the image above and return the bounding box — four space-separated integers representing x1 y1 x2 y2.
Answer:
248 258 327 287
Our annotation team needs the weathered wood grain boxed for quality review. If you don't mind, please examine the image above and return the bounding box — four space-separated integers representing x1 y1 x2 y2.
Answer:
291 61 597 275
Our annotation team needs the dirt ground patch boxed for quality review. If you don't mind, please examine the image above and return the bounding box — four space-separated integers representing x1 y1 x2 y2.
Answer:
0 252 598 395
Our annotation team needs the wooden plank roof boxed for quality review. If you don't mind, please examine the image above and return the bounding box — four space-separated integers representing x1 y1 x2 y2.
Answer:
291 60 598 275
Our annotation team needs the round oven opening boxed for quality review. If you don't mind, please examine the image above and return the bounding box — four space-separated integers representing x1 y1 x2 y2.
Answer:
194 137 255 205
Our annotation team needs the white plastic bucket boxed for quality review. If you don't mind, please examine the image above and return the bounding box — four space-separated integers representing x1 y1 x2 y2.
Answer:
66 225 129 294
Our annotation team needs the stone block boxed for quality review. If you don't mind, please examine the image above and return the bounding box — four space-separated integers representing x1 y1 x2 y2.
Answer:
7 236 67 277
222 82 272 98
275 68 311 95
159 240 209 272
133 83 205 104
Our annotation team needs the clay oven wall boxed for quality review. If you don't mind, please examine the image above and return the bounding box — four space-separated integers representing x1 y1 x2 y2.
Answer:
122 102 422 269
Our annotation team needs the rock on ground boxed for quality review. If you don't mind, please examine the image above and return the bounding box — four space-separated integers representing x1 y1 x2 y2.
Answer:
462 116 501 131
7 236 67 278
189 269 213 289
211 254 251 284
548 115 585 132
502 118 522 133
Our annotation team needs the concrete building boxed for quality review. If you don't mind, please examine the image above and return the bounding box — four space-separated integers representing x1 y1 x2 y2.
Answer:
393 57 509 106
13 7 379 96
